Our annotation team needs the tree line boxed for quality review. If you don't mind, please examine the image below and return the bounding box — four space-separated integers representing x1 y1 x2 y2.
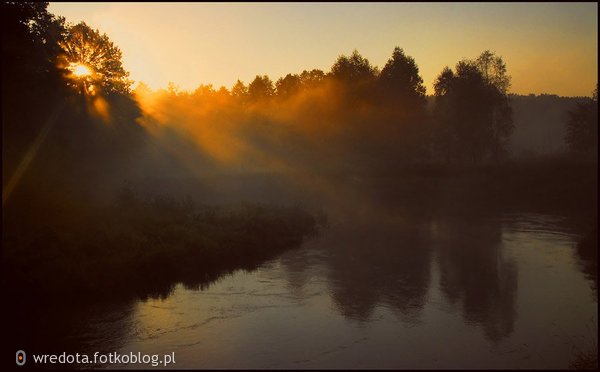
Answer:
154 47 517 166
2 2 597 205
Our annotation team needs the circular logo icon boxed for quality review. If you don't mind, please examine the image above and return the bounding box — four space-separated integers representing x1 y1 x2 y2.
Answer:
16 350 26 366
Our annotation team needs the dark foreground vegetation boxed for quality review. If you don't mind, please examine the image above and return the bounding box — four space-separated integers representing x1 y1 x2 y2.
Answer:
3 190 318 300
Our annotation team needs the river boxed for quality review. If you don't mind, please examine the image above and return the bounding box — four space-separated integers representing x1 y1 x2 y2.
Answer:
12 174 598 369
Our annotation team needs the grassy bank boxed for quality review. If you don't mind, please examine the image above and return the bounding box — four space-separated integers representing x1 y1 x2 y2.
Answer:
3 191 318 300
3 159 596 301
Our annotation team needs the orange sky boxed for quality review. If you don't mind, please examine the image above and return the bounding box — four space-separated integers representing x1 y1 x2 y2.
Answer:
49 2 598 97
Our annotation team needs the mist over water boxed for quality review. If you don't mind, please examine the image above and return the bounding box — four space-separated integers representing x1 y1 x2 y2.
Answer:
7 87 597 367
15 178 596 369
3 3 597 369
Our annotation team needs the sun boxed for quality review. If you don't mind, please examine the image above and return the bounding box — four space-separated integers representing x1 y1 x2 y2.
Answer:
69 63 92 78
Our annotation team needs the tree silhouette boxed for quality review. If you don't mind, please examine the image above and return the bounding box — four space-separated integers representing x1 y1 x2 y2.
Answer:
475 51 513 160
3 2 145 209
59 22 132 95
231 79 249 100
433 67 454 97
299 69 325 88
475 50 511 95
378 47 426 105
2 2 68 181
275 73 302 98
1 2 66 83
432 52 514 163
330 49 378 84
432 67 457 162
329 49 379 115
565 84 598 156
248 75 275 100
375 47 431 161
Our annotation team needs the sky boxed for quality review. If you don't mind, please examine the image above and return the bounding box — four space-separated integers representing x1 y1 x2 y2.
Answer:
48 2 598 97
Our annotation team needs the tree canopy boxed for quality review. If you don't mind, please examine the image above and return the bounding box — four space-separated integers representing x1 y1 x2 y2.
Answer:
378 47 426 105
330 49 378 84
276 74 302 98
231 79 249 100
433 51 514 162
565 84 598 156
248 75 275 100
59 22 132 95
2 2 144 207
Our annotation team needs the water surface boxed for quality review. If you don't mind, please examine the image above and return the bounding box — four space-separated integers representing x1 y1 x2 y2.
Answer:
85 210 596 369
13 174 597 369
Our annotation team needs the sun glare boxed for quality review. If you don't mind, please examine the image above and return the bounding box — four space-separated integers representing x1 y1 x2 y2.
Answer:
70 63 92 78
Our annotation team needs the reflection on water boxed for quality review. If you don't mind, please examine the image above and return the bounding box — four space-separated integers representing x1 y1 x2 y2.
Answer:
433 217 517 342
325 213 433 324
11 176 597 369
35 211 592 369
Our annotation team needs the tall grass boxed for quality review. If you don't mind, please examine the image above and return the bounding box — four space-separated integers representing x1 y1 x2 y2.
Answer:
3 188 318 300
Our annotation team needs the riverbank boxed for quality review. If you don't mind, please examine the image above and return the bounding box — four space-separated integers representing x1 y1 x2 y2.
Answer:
3 159 596 301
345 159 597 219
2 193 318 301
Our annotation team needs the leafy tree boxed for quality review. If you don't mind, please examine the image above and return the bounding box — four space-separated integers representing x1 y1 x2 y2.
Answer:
59 22 132 94
451 60 491 162
432 67 457 162
565 84 598 156
3 3 145 208
217 86 230 97
378 47 426 105
248 75 275 100
1 2 66 83
330 49 378 84
299 69 325 88
276 73 302 98
231 79 249 100
376 47 430 160
473 51 513 160
432 52 514 163
2 2 68 180
475 50 510 95
433 67 454 97
329 50 378 110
